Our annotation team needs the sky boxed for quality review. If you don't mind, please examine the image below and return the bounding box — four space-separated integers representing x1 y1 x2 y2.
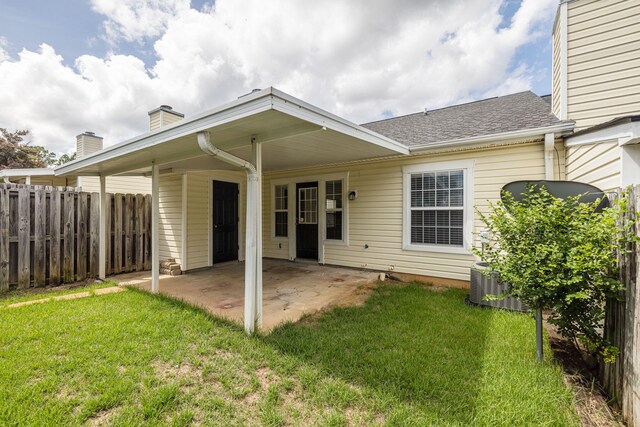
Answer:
0 0 558 154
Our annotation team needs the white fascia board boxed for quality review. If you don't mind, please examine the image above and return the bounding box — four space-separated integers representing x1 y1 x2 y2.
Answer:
565 121 640 147
409 122 575 153
55 92 275 176
0 168 55 177
270 89 409 155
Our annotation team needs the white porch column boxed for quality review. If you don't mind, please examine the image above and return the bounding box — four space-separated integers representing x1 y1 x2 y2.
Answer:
151 162 160 293
544 133 555 180
98 175 107 279
243 137 263 334
244 168 258 333
253 139 263 327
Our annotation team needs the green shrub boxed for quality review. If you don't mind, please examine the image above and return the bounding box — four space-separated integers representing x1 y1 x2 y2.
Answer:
475 186 634 361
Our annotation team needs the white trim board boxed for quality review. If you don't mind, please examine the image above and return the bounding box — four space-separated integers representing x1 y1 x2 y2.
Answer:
565 120 640 147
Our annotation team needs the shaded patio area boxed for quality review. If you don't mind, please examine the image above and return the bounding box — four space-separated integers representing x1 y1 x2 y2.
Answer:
113 259 378 330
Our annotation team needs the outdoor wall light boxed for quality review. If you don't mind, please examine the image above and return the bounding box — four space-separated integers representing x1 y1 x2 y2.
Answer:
348 190 358 200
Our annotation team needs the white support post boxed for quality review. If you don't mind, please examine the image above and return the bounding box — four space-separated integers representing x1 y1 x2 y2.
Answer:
25 176 31 185
243 138 263 334
253 139 263 328
244 170 258 333
196 131 261 334
151 162 160 293
99 175 107 279
544 133 555 180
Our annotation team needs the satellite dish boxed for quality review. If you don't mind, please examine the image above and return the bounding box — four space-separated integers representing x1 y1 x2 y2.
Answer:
501 180 609 213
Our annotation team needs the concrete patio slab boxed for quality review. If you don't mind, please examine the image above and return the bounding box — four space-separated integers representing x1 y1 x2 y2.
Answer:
113 259 378 330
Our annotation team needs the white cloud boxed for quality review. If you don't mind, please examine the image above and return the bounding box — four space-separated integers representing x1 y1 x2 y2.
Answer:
91 0 190 44
0 0 556 154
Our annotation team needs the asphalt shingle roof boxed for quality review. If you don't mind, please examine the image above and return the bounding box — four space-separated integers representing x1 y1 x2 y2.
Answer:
361 91 564 148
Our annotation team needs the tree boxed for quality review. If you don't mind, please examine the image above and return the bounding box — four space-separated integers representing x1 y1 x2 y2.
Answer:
0 128 47 169
475 186 633 362
54 152 76 165
0 128 77 168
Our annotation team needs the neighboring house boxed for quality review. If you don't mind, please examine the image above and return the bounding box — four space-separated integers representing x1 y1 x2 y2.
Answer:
54 0 638 333
554 0 640 190
0 167 69 186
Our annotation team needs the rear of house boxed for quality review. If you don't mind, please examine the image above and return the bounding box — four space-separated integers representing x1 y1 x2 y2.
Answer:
154 91 570 283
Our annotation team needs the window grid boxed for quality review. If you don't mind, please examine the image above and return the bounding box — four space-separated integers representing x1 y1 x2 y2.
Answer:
410 170 464 247
274 185 288 237
298 187 318 224
325 180 343 240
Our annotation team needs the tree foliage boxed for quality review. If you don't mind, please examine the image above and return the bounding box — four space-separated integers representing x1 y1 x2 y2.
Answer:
475 186 634 362
0 128 47 169
0 128 76 168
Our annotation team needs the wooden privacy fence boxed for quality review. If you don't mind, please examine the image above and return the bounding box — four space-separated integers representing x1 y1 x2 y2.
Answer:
0 184 152 291
601 186 640 426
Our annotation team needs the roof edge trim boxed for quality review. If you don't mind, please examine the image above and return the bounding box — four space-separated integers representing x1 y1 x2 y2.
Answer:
408 122 575 153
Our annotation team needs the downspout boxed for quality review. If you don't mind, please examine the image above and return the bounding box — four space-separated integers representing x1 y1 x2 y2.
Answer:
197 132 260 334
544 133 555 180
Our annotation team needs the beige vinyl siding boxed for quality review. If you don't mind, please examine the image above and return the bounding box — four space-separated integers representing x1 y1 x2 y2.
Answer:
263 142 549 281
149 112 162 131
78 176 152 194
567 0 640 130
10 176 68 186
552 9 562 118
162 112 183 126
185 171 246 270
77 139 103 158
566 141 621 191
158 174 183 266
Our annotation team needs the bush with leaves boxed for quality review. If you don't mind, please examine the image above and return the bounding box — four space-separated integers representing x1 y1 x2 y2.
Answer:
475 186 633 362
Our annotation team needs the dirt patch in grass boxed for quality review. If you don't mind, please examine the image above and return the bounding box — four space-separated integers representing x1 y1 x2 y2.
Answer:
87 407 119 427
546 323 624 427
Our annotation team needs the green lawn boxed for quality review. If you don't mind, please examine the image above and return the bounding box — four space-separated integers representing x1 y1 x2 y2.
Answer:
0 283 578 426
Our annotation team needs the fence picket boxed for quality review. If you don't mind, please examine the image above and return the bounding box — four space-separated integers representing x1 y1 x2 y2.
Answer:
17 187 30 288
34 189 46 286
113 194 123 274
89 193 100 277
0 189 9 290
50 189 61 285
77 193 88 281
135 194 144 271
144 195 152 271
106 195 112 275
124 194 133 272
63 192 75 282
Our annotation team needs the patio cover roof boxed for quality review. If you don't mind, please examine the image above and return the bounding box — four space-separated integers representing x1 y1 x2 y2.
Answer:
55 87 408 177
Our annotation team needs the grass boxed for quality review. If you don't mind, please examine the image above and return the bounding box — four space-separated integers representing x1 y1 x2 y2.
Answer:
0 281 117 307
0 283 579 426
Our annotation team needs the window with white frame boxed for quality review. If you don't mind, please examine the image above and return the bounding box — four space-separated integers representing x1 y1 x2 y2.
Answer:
274 184 288 237
325 180 343 240
406 166 469 249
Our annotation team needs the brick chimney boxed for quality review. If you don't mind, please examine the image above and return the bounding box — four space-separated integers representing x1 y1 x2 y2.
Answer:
76 131 104 159
148 105 184 131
